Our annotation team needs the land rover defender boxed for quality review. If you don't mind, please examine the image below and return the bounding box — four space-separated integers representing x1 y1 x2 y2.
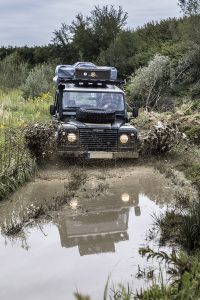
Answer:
50 62 138 159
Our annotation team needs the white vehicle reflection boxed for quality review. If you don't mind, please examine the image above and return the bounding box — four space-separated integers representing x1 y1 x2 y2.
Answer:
57 190 140 256
56 169 170 256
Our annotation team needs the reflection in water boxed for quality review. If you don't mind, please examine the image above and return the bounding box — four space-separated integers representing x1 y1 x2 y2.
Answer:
135 206 141 216
0 167 175 300
55 169 172 257
121 193 130 202
57 192 139 256
0 168 172 253
69 198 79 209
58 208 130 256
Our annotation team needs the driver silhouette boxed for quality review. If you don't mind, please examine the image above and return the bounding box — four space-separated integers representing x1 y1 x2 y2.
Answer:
101 94 116 109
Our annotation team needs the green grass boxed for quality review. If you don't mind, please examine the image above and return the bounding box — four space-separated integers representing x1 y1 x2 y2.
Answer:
0 89 53 200
0 128 37 201
136 248 200 300
0 89 52 129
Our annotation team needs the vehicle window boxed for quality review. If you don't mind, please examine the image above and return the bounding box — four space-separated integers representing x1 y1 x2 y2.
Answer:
62 92 124 111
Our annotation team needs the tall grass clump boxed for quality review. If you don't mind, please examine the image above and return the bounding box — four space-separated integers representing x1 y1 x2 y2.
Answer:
0 89 53 199
136 247 200 299
154 195 200 253
180 199 200 251
0 89 52 124
0 128 36 201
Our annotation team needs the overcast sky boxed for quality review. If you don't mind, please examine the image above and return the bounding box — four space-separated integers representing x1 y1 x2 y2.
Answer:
0 0 180 47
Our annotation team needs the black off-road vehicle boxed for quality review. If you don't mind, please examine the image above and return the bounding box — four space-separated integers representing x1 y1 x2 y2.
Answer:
50 62 138 159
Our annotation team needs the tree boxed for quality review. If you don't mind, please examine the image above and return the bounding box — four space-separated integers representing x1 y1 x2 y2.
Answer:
70 14 96 60
52 23 72 47
52 5 128 61
0 53 29 89
178 0 200 15
126 55 172 110
97 30 138 77
89 5 128 51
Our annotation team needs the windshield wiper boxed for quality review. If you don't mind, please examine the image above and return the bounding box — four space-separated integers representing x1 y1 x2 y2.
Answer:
64 106 77 108
81 108 106 111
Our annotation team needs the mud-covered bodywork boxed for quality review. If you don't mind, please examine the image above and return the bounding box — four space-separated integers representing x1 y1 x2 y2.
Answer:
50 63 138 159
55 119 138 159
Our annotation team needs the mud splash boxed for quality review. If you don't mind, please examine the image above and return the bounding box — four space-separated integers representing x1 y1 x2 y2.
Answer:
0 165 177 300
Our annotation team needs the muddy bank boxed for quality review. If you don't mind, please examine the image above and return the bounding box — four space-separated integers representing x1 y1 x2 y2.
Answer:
0 163 189 300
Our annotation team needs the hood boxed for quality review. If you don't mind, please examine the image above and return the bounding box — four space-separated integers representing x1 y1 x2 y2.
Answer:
61 119 125 130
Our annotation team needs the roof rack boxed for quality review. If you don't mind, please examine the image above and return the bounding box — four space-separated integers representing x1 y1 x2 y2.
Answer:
54 62 123 86
57 78 124 88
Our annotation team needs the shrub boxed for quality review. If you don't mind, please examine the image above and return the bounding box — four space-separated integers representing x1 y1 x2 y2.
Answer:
21 64 54 99
182 124 200 144
126 54 171 110
139 122 185 155
0 53 29 90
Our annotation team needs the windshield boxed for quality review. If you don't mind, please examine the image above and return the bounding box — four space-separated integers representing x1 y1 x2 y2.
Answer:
62 91 124 111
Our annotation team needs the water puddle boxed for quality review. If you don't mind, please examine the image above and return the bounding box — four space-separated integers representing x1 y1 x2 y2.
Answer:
0 166 175 300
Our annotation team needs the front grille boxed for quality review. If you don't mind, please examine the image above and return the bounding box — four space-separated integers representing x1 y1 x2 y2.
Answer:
79 129 118 151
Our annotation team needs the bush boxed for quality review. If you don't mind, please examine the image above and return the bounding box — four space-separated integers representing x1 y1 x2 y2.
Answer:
182 124 200 144
0 53 29 90
21 64 54 99
126 54 171 110
139 122 185 155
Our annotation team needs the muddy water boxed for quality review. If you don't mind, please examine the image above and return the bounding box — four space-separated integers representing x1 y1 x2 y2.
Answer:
0 166 175 300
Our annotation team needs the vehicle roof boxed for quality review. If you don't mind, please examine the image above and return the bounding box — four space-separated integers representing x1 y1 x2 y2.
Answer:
62 83 125 94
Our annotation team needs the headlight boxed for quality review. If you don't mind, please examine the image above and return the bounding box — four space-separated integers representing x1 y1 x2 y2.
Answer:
67 133 77 143
121 193 130 202
120 134 129 144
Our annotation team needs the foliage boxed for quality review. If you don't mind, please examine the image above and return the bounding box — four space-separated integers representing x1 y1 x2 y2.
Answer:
52 5 128 61
0 90 52 127
139 248 191 279
182 164 200 183
74 294 90 300
153 210 184 244
21 64 54 99
97 30 138 77
180 200 200 250
74 248 200 299
89 6 128 51
0 129 36 201
126 55 172 110
140 122 184 155
172 46 200 94
0 45 74 66
0 53 29 90
154 194 200 253
137 248 200 300
178 0 200 15
181 123 200 143
1 11 200 96
0 90 53 200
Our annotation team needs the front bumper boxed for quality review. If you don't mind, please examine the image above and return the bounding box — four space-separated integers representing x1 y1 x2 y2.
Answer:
57 150 139 159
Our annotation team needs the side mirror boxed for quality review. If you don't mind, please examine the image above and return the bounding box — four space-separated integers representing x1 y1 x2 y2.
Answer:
132 107 139 118
50 105 56 115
